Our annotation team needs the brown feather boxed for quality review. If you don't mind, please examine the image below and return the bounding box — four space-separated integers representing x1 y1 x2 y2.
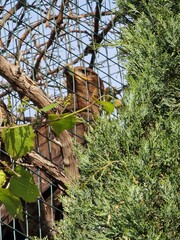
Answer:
64 66 104 144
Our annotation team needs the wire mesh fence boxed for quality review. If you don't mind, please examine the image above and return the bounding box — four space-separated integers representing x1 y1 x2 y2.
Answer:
0 0 124 239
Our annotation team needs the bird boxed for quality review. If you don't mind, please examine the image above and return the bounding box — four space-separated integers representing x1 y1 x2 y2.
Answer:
63 66 104 144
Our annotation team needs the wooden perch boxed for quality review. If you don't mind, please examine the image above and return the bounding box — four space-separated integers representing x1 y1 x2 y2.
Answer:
25 151 68 188
0 56 52 108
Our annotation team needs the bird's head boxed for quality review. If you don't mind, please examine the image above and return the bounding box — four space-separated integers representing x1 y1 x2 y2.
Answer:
63 65 104 95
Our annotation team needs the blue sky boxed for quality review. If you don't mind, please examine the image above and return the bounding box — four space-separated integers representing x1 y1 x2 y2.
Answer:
0 0 125 117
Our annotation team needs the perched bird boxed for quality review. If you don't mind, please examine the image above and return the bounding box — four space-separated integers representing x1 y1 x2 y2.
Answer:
63 66 104 144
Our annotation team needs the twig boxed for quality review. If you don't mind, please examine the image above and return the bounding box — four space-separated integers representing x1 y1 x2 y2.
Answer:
33 0 65 79
7 9 25 49
0 88 13 98
66 15 119 67
89 0 103 68
0 159 21 177
0 0 26 29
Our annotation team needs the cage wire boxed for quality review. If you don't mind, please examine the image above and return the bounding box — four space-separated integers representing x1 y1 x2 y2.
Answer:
0 0 125 239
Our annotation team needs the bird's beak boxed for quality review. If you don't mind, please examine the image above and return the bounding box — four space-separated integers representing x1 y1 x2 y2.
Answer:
63 65 74 76
63 65 89 81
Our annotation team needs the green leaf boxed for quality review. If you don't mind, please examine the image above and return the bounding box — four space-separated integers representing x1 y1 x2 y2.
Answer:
0 188 23 220
97 101 115 114
0 170 6 187
48 113 76 136
9 166 39 202
40 102 59 113
2 125 35 159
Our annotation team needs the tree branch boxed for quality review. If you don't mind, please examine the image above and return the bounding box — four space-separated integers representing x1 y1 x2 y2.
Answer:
33 0 65 79
89 0 103 68
24 151 69 189
0 0 26 29
67 15 119 67
0 56 52 108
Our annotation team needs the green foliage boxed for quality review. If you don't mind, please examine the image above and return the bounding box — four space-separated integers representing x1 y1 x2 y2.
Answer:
40 102 59 112
117 1 180 120
30 237 48 240
58 116 180 240
0 97 114 219
97 100 115 114
0 166 39 219
48 113 77 136
0 170 6 187
1 124 39 219
0 187 23 220
47 98 116 136
58 1 180 239
9 166 39 202
2 125 35 159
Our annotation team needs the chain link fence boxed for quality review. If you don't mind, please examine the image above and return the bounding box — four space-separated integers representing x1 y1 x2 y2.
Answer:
0 1 124 239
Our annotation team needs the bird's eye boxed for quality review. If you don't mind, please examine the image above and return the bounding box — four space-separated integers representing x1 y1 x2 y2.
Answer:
81 69 88 74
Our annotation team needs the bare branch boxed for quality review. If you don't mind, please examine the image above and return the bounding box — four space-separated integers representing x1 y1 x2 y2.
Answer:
89 0 103 68
33 0 65 79
24 150 69 189
45 0 58 28
0 0 26 29
42 15 118 76
6 9 25 49
64 15 118 67
0 56 52 108
84 15 118 56
68 10 113 20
